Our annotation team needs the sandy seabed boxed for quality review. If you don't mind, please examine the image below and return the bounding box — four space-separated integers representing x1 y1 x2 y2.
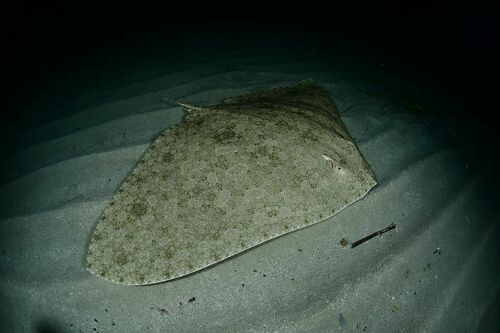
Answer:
1 41 499 332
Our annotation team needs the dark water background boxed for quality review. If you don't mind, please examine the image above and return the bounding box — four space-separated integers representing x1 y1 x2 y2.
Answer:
2 1 498 136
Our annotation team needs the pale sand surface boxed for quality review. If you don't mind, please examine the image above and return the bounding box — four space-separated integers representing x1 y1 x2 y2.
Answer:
1 41 498 332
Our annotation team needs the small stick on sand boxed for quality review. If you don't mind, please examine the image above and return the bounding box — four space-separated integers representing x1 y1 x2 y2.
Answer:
350 223 396 248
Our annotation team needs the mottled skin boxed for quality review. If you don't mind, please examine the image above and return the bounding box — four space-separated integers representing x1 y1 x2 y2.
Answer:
86 80 377 285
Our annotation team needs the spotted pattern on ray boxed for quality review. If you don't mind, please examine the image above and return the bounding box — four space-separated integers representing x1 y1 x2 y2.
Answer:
86 80 377 285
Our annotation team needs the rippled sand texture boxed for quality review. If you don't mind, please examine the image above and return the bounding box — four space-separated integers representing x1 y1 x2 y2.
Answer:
1 44 498 332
